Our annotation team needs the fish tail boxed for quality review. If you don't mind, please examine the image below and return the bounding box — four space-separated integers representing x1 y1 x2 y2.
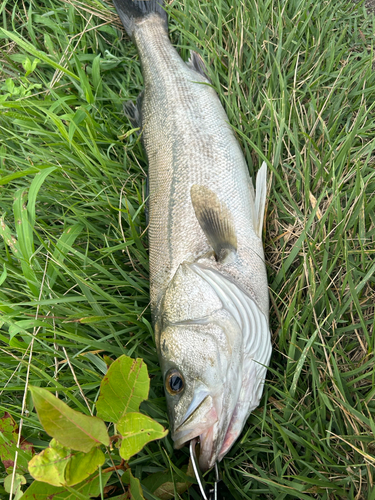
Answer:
112 0 167 37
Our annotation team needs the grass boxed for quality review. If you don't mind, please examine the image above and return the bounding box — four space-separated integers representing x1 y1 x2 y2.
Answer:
0 0 375 498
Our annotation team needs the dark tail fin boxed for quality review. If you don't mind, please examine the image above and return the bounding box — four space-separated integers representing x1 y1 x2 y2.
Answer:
112 0 167 37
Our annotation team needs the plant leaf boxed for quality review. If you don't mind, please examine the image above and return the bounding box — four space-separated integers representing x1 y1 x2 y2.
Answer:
28 438 105 487
118 413 168 461
65 447 105 486
96 355 150 423
0 29 79 81
142 460 195 500
23 471 112 499
4 473 26 500
29 386 109 452
28 439 68 486
122 469 145 500
0 412 34 472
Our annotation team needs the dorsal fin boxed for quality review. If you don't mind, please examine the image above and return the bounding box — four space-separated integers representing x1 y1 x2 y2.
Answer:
254 161 267 238
186 51 211 82
190 185 237 264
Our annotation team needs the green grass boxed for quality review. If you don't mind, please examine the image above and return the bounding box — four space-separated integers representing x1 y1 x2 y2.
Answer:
0 0 375 498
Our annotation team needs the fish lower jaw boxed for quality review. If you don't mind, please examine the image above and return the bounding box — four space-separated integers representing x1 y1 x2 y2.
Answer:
197 425 217 471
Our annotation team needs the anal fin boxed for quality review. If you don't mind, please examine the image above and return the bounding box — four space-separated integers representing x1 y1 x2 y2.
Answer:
123 91 143 131
190 185 237 264
186 51 210 82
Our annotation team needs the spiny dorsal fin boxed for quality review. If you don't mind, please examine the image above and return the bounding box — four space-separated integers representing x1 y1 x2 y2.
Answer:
186 51 211 82
190 185 237 264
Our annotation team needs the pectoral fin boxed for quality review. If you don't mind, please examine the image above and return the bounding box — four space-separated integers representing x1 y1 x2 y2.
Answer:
190 185 237 264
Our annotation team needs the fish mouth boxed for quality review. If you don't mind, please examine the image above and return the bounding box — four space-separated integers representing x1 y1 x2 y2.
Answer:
173 394 217 446
172 394 220 471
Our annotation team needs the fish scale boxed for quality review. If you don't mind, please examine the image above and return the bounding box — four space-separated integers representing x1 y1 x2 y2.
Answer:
113 0 272 471
135 18 262 309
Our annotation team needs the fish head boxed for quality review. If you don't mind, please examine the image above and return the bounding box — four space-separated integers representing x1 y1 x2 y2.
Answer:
159 312 243 471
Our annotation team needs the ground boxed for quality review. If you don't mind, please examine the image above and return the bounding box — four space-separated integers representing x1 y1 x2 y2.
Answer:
365 0 375 11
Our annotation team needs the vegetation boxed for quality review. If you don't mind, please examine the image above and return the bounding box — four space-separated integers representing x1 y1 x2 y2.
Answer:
0 0 374 498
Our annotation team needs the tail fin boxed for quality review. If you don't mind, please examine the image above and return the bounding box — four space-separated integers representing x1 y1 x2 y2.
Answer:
254 161 268 238
112 0 167 37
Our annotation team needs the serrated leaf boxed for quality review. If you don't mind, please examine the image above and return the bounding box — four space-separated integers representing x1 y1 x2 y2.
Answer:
29 386 109 452
96 355 149 423
23 471 112 499
118 413 168 461
122 469 145 500
29 438 105 487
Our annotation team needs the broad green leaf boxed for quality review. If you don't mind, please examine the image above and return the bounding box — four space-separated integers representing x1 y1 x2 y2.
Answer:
28 439 68 486
65 447 105 486
96 355 149 423
4 473 26 500
0 412 34 472
23 471 112 500
29 386 109 452
122 469 145 500
0 412 18 469
22 56 40 76
118 413 168 461
29 439 105 487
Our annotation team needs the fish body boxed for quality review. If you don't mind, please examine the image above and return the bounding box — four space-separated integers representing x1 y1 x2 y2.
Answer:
113 0 272 470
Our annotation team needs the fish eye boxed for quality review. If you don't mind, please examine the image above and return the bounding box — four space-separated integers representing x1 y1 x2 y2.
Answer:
165 369 184 395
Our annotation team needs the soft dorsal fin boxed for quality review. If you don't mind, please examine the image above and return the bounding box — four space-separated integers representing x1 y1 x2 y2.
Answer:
186 51 211 82
254 161 267 238
190 185 237 264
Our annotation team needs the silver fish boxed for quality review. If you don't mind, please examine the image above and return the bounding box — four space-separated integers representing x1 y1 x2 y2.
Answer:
113 0 272 471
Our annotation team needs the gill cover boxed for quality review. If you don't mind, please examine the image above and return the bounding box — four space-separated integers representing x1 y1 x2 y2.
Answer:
157 261 271 470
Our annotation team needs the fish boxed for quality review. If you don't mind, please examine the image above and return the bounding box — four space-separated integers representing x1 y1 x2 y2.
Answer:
112 0 272 471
